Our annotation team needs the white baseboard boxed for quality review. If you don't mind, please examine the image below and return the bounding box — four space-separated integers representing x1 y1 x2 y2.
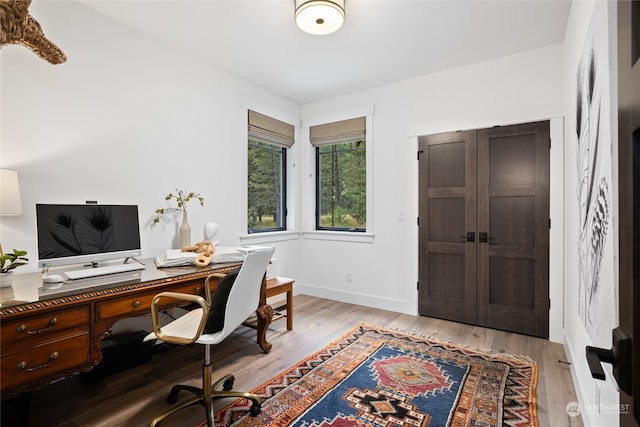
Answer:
295 283 414 315
564 331 593 427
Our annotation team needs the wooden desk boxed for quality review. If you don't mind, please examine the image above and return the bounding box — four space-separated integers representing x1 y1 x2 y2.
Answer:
0 259 275 399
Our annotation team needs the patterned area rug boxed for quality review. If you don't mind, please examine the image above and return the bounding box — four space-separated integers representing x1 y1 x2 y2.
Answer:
207 323 538 427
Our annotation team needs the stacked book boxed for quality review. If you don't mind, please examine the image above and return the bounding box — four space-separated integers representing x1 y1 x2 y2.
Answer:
155 246 246 268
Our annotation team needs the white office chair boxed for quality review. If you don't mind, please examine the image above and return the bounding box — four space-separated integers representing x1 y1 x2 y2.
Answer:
144 245 275 427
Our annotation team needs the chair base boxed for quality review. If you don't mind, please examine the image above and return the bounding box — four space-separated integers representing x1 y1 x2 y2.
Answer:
149 368 261 427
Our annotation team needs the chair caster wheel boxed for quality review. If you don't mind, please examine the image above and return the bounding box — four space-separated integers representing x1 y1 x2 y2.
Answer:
250 403 261 416
223 378 234 391
166 391 179 404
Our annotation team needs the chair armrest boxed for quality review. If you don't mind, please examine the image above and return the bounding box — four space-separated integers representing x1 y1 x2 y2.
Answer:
204 273 227 305
150 292 210 345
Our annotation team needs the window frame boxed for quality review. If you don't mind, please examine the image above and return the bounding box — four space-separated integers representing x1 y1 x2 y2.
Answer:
240 108 299 245
301 105 375 243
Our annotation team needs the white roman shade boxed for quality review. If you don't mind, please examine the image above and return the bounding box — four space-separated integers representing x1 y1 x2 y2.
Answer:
248 110 295 148
310 117 366 147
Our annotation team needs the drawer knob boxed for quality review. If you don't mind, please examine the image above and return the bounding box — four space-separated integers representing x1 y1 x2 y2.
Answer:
17 317 59 334
18 352 59 372
132 300 141 308
195 287 201 294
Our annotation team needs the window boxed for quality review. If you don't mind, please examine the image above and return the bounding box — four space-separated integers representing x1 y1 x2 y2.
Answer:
311 117 366 232
247 110 294 233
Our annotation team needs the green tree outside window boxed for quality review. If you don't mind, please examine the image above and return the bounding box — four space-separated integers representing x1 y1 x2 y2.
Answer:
248 140 286 232
317 140 366 231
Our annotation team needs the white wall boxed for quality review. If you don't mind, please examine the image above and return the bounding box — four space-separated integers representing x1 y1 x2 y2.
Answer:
298 43 565 342
6 3 621 420
2 2 568 345
0 1 301 275
562 1 621 426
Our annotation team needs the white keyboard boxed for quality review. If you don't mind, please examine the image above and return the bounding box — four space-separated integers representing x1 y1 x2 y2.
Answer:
64 263 145 280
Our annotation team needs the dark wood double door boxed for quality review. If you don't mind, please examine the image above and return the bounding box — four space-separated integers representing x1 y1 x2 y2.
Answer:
418 121 550 338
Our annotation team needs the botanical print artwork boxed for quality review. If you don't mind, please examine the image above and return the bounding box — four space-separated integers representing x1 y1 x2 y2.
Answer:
575 2 616 344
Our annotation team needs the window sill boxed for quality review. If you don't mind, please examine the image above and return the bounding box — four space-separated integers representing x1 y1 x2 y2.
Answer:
302 231 375 243
240 230 300 245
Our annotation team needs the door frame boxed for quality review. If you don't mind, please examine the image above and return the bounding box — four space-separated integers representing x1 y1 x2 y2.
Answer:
617 0 639 424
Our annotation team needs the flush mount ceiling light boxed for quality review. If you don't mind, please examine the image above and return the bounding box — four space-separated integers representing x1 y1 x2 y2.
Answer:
295 0 345 35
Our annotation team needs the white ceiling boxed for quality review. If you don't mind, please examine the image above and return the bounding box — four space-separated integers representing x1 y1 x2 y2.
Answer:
78 0 572 104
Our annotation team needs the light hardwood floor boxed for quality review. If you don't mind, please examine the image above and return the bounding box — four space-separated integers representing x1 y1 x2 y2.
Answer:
23 295 583 427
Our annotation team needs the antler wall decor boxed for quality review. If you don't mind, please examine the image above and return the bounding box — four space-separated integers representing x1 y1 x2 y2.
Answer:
0 0 67 64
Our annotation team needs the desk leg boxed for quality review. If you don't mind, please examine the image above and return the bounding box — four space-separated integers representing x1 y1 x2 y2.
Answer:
255 303 273 353
286 289 293 331
256 276 273 353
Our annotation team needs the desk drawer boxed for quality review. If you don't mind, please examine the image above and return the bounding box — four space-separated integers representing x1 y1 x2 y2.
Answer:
1 332 91 392
1 306 90 351
96 282 206 321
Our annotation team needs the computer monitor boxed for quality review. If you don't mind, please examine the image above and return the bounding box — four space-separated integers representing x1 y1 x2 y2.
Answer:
36 204 142 268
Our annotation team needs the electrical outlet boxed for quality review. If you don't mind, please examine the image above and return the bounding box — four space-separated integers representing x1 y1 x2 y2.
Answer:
346 272 352 282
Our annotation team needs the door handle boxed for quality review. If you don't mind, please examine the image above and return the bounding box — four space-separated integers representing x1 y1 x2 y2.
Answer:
459 232 475 242
585 327 632 395
479 232 494 243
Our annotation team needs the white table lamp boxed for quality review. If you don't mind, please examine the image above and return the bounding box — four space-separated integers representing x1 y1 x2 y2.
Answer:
0 169 24 256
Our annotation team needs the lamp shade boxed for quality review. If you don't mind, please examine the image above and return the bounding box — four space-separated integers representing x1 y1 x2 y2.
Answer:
0 169 23 215
295 0 345 35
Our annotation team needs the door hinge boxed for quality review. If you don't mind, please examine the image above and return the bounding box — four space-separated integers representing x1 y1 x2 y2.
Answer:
417 281 420 290
417 217 420 226
549 298 551 309
417 150 424 160
549 218 551 229
549 138 552 149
